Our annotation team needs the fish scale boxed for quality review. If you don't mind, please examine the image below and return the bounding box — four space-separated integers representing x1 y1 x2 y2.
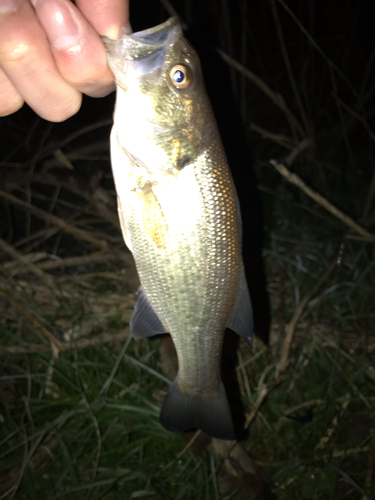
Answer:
104 17 253 439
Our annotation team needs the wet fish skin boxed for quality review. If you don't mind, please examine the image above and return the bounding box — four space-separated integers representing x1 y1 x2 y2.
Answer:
104 17 253 440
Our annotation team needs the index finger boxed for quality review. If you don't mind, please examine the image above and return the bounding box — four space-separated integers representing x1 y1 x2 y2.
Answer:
76 0 131 40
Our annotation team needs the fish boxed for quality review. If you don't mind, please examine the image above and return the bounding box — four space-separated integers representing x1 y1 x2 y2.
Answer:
104 17 253 440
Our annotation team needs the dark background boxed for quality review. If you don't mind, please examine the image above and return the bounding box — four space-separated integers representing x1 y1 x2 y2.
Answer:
3 0 375 330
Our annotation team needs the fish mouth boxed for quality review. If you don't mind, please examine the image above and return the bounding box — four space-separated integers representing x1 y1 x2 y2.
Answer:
130 17 181 46
104 17 182 63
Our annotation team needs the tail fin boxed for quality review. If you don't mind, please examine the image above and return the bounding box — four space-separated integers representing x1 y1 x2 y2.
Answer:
160 379 235 440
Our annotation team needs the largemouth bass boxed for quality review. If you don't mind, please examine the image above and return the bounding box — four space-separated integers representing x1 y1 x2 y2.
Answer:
104 17 253 440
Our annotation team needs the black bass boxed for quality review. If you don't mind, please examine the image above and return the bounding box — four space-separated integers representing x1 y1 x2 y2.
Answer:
104 17 253 440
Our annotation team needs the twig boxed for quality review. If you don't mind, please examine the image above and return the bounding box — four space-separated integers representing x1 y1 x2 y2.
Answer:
216 48 305 138
276 0 365 114
53 149 74 170
284 137 311 165
270 160 375 242
250 123 295 149
37 119 112 161
211 439 259 476
13 227 60 250
176 430 202 460
258 185 340 225
244 375 285 429
0 238 54 286
270 0 310 136
331 92 375 145
275 255 338 376
37 251 131 271
314 396 350 450
159 429 203 473
0 329 131 355
27 171 119 228
0 190 108 249
330 69 356 171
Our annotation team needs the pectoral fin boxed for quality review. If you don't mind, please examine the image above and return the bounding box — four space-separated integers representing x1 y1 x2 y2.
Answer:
227 266 253 347
130 287 168 339
140 189 169 250
117 195 133 251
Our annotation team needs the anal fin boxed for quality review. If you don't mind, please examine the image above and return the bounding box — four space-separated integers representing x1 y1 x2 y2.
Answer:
228 265 253 347
130 287 168 339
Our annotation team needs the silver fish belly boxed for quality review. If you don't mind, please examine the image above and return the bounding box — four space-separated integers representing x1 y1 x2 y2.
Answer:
104 17 253 440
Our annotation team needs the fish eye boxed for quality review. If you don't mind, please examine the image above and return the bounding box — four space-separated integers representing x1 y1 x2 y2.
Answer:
170 64 192 89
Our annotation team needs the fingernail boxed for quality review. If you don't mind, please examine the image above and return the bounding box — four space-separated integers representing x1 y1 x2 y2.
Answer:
0 0 18 14
105 21 132 40
36 0 79 49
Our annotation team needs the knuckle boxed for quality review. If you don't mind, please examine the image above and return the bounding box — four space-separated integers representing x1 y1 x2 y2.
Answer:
0 36 32 64
77 73 114 97
70 68 103 89
45 94 82 122
61 55 112 93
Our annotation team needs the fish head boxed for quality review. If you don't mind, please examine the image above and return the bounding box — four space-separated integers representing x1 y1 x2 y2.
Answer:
104 17 206 180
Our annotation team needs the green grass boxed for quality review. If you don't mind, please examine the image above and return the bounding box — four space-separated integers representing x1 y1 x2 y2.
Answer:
1 338 212 499
1 252 373 499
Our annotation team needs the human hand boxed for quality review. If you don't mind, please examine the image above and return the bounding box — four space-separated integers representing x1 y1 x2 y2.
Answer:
0 0 130 121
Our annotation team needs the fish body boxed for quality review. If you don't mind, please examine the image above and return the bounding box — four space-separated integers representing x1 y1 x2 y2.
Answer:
104 17 253 440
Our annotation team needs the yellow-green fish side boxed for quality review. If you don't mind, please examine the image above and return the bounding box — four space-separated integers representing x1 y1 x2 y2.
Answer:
105 17 253 439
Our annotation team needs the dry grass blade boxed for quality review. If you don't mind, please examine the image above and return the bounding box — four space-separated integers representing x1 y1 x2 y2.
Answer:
0 238 54 286
276 255 339 376
276 0 364 111
250 123 296 149
25 169 120 228
331 92 375 145
216 47 305 138
0 329 131 355
212 439 257 476
0 190 108 249
36 251 117 271
270 0 310 136
244 375 286 429
270 160 375 242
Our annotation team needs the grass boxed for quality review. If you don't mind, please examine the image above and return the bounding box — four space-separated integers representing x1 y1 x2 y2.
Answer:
1 0 375 498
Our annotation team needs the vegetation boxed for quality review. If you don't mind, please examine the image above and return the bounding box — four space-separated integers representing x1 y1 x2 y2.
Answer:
0 0 374 498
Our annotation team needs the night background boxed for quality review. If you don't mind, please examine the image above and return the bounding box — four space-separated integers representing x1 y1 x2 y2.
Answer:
1 0 375 498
